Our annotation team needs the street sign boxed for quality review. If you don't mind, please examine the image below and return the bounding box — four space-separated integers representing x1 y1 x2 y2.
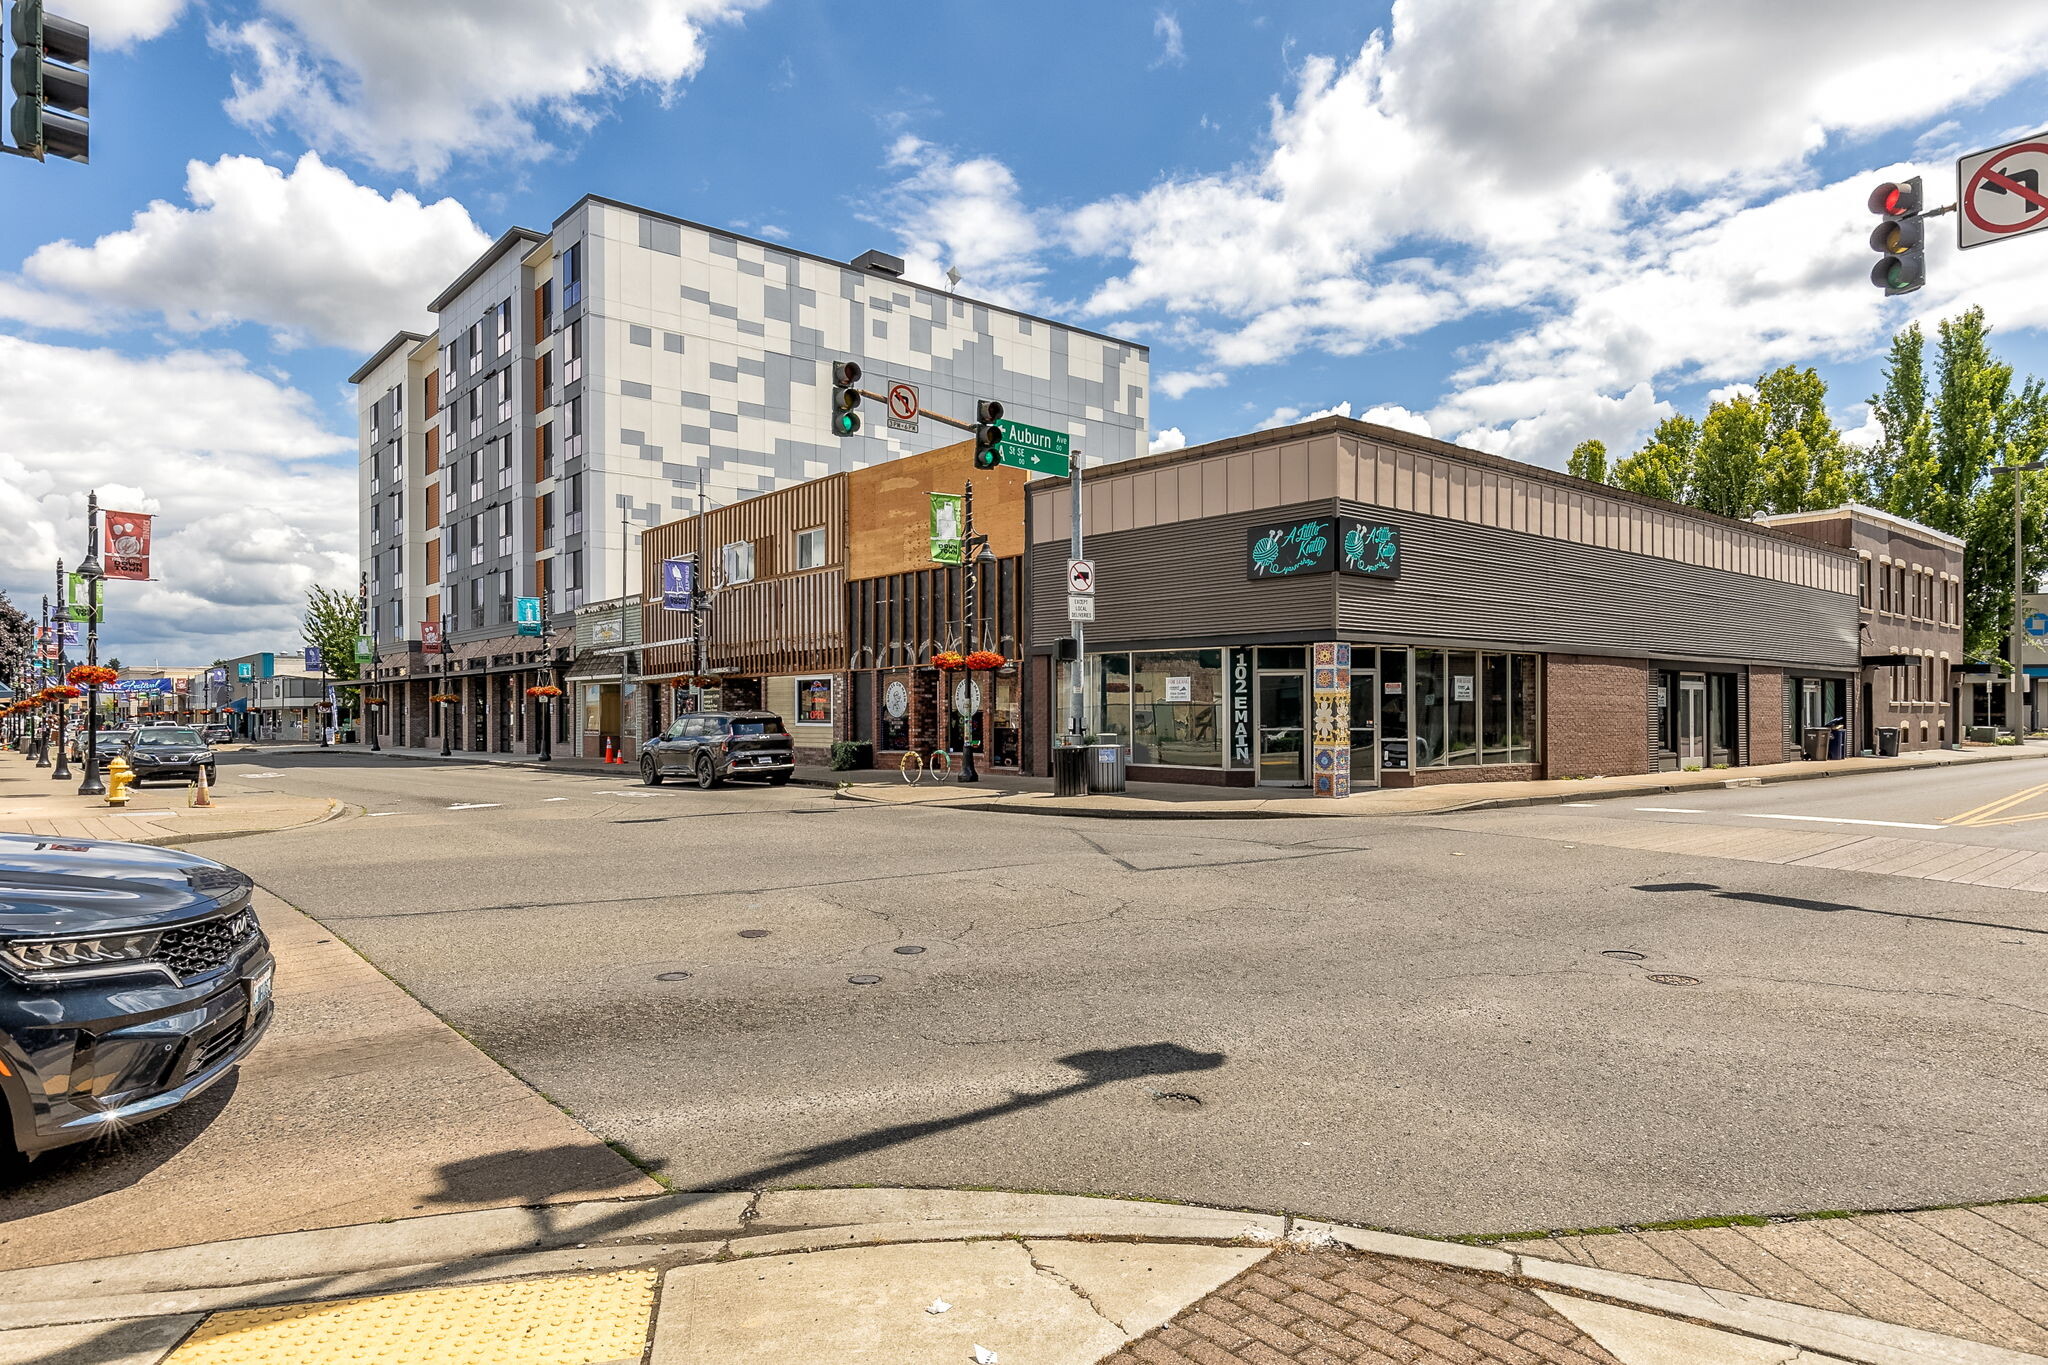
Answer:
661 556 695 612
1067 593 1095 622
1959 132 2048 249
1068 558 1095 594
887 381 920 433
994 420 1072 476
515 596 543 636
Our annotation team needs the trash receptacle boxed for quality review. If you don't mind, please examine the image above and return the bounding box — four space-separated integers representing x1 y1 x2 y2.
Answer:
1087 742 1128 793
1827 727 1847 760
1876 726 1901 757
1052 744 1088 798
1802 728 1829 761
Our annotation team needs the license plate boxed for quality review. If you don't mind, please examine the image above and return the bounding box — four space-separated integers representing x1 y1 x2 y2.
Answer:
249 967 273 1012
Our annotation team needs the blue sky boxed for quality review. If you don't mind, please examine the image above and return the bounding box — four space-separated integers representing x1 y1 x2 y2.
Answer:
7 0 2048 664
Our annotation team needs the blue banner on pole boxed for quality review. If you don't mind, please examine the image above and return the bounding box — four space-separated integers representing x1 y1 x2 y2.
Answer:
304 646 323 671
662 556 695 612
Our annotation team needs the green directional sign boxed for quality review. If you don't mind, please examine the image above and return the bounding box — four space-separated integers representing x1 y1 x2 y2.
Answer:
994 420 1071 477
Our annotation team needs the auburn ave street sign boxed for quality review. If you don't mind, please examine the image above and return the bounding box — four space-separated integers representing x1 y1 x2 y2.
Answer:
994 419 1071 477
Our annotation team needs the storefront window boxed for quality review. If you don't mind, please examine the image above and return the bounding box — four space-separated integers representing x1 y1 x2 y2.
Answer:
1411 650 1538 768
1448 651 1479 766
1509 656 1537 763
1130 649 1222 767
880 674 910 751
1095 652 1133 744
582 683 603 733
1414 650 1447 768
1482 654 1509 760
794 677 832 726
1378 648 1409 771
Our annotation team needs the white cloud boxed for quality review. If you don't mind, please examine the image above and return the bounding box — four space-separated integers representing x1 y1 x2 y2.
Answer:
1357 404 1433 438
1149 427 1188 453
0 337 356 663
1152 10 1185 68
216 0 765 179
65 0 189 46
14 153 490 351
1257 400 1352 430
1156 369 1226 399
878 135 1045 306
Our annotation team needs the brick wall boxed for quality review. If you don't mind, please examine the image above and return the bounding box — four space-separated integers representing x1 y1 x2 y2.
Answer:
1545 654 1651 778
1748 666 1785 765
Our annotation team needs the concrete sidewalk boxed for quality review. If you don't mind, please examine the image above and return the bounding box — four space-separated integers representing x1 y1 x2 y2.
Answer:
0 751 341 846
0 1188 2037 1364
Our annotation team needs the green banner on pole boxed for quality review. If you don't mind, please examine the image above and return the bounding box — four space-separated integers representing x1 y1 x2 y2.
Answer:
353 635 374 663
64 572 93 622
929 493 964 565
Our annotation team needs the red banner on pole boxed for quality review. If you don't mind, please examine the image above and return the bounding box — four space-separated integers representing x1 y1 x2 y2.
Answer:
421 620 443 654
104 511 152 580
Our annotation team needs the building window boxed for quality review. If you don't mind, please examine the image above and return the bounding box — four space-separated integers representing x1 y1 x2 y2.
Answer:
496 568 513 622
537 279 554 335
564 473 584 536
563 318 583 385
1892 564 1906 615
496 434 515 489
561 241 583 309
794 677 833 726
795 526 826 570
538 492 554 549
495 367 513 423
493 299 512 357
1128 649 1223 767
1414 650 1539 768
564 393 585 461
496 502 513 557
1858 557 1871 609
720 539 754 584
466 322 482 376
469 513 484 566
537 422 555 481
467 389 482 439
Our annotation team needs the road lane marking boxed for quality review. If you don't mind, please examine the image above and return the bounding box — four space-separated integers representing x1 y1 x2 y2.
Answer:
1738 813 1944 830
446 803 502 810
1563 802 1597 807
543 797 568 802
368 812 399 817
1944 780 2048 827
1636 807 1706 814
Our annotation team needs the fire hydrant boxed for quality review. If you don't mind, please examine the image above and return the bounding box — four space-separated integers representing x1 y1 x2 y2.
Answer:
105 755 135 807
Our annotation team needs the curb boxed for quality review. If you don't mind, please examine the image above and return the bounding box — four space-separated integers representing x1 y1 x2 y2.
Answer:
261 745 843 789
131 798 348 847
0 1188 2029 1365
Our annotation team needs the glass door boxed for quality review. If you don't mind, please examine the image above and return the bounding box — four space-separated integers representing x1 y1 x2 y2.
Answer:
1677 673 1707 770
1257 671 1306 785
1349 667 1378 788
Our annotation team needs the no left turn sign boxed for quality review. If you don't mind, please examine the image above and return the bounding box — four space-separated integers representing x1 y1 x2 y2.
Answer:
886 381 919 433
1959 133 2048 249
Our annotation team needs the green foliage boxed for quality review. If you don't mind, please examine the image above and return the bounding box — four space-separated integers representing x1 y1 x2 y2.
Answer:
1690 396 1768 519
829 739 874 771
0 591 32 685
302 585 363 686
1566 439 1608 484
1612 415 1698 502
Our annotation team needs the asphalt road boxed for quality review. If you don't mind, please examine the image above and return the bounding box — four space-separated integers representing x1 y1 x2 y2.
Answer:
201 749 2048 1236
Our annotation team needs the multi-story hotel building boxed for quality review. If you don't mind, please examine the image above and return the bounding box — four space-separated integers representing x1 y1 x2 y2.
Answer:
352 198 1149 752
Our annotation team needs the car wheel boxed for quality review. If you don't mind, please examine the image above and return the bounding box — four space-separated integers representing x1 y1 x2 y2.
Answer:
640 755 664 786
695 755 721 790
765 772 792 786
205 767 217 786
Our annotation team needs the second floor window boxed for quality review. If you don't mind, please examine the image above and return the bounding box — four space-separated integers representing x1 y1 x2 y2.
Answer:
720 539 754 585
795 527 826 570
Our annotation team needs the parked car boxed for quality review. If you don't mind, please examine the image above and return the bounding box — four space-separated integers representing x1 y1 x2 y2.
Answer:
0 834 273 1157
93 728 136 757
123 727 217 786
201 726 235 746
640 711 795 789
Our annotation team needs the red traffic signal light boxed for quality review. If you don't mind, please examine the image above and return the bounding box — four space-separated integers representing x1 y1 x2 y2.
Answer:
1867 175 1924 295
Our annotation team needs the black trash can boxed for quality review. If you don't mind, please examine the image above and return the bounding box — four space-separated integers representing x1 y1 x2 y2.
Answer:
1052 744 1088 798
1827 727 1847 761
1876 727 1901 757
1802 728 1829 761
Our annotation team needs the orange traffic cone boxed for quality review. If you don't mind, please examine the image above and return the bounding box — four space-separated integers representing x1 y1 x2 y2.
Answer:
189 765 214 808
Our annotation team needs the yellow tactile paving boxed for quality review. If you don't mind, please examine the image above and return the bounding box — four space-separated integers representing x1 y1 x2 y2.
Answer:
164 1269 658 1365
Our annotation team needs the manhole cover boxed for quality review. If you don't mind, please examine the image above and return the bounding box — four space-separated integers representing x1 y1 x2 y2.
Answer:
893 945 926 955
738 929 770 939
1151 1091 1204 1112
1649 974 1700 986
1601 950 1647 961
655 971 693 982
847 974 882 985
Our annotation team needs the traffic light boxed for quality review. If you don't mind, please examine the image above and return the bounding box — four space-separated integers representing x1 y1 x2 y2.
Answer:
1868 176 1923 295
9 1 88 164
972 399 1005 470
830 360 862 436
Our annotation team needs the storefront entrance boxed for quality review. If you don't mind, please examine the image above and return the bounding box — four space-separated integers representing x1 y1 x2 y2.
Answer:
1675 673 1708 770
1257 668 1305 785
1349 665 1378 788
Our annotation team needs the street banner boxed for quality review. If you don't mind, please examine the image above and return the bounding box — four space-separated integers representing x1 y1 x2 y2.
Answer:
303 646 323 671
929 493 964 565
515 597 543 636
353 635 373 664
661 556 695 612
64 572 92 621
209 667 227 685
421 620 443 654
104 511 152 580
111 678 175 694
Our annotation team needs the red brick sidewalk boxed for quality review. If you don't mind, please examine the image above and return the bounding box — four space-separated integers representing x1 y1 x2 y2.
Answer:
1104 1246 1620 1365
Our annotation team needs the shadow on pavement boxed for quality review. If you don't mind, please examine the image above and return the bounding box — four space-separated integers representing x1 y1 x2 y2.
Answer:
0 1075 237 1224
1634 880 2048 935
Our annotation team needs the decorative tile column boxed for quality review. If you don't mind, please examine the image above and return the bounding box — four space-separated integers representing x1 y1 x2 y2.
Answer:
1311 642 1351 797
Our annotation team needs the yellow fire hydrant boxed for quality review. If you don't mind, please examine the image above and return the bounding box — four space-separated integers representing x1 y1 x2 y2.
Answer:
105 755 135 807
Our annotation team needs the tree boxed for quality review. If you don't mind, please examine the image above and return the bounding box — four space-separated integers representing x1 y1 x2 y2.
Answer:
1866 323 1935 520
1755 366 1850 514
1612 415 1699 503
1690 397 1769 520
0 591 31 689
302 585 363 682
1567 440 1609 484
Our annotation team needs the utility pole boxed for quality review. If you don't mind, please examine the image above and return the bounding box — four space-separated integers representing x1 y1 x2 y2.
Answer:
959 481 981 783
535 566 553 761
34 594 49 766
359 569 378 751
1068 450 1086 741
50 558 68 781
1995 460 2046 736
76 491 104 795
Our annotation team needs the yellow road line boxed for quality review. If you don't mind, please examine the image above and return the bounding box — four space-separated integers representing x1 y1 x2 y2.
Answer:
1944 780 2048 827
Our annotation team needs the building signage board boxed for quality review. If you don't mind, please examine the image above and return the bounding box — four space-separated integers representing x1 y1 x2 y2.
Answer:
515 597 543 636
209 668 227 685
1338 520 1401 577
994 420 1072 477
1248 519 1334 577
110 678 175 694
1959 133 2048 249
1165 676 1191 702
237 662 253 679
1228 648 1253 768
661 556 695 612
591 619 624 646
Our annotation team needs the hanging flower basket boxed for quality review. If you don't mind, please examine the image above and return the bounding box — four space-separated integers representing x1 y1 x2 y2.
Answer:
45 685 81 700
364 697 388 708
67 665 118 688
933 651 967 672
963 650 1008 672
430 693 460 703
526 685 563 698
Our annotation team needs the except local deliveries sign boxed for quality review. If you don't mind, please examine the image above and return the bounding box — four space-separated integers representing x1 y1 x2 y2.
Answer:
993 420 1072 477
515 597 543 636
661 556 695 612
1249 517 1402 580
1959 132 2048 250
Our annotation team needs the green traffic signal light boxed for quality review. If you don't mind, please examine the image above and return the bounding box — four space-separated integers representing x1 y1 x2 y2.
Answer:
833 408 861 437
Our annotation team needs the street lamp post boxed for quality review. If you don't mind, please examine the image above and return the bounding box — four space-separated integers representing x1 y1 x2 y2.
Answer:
33 594 49 767
359 571 380 752
50 560 70 782
1993 460 2047 737
76 493 106 797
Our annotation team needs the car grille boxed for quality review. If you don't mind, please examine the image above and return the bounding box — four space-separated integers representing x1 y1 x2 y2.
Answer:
190 1018 246 1076
157 910 257 981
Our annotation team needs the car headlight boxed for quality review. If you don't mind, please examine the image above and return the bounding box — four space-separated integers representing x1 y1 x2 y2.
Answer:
0 931 161 981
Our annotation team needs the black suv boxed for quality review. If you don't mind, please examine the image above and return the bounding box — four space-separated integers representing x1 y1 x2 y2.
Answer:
124 726 217 786
641 711 796 789
0 834 274 1156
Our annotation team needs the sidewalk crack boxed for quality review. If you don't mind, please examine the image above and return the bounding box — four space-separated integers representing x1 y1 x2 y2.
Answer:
1022 1243 1125 1332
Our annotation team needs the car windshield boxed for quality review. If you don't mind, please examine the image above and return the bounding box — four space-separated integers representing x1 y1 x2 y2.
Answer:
729 718 786 736
134 729 202 747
